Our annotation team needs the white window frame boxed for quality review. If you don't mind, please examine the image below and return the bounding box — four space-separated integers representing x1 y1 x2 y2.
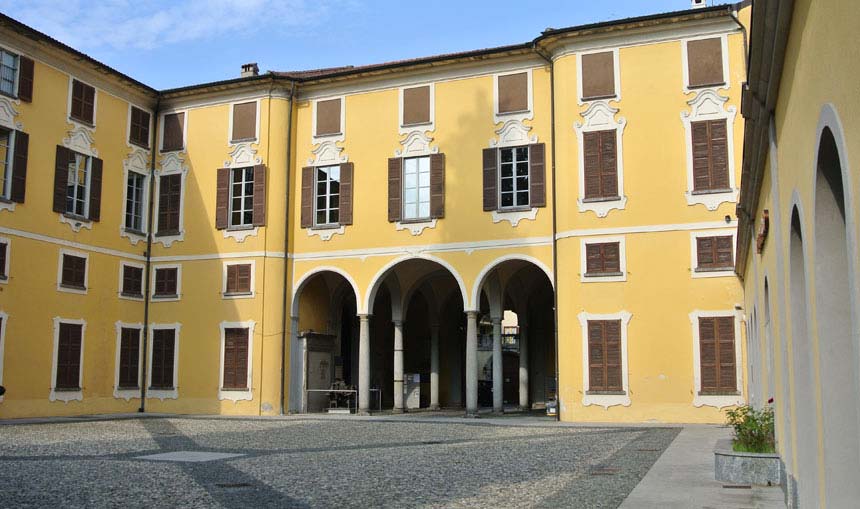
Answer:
66 77 98 128
580 235 627 283
0 48 20 98
147 323 180 400
689 309 744 409
64 150 92 219
218 320 255 401
681 33 730 94
126 103 153 149
0 235 9 283
151 263 182 302
313 164 341 227
229 166 255 228
578 311 632 409
228 99 261 144
399 83 435 132
0 127 15 200
312 96 345 142
158 110 187 152
498 145 531 210
576 48 621 105
123 169 147 234
493 68 534 124
690 228 736 278
49 317 85 403
0 309 7 402
118 260 145 301
113 322 143 401
222 259 256 299
574 101 627 217
152 162 188 247
56 248 89 295
402 155 431 221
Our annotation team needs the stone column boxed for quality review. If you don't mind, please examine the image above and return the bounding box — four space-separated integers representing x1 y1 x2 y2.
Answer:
465 311 478 416
288 316 302 413
519 323 529 411
358 314 371 414
492 317 503 413
393 319 405 413
430 324 440 410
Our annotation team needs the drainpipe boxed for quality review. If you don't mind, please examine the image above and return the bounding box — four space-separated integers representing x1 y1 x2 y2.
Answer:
139 97 160 412
279 80 296 415
535 44 561 421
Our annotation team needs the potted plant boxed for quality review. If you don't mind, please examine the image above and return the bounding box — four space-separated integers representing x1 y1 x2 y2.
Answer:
714 405 781 485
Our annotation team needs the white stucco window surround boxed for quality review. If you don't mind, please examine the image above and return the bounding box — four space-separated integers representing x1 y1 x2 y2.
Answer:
493 68 534 124
0 310 7 402
398 83 435 134
66 76 98 128
689 309 744 409
576 48 621 105
113 322 143 401
579 235 627 283
152 152 188 247
49 317 85 403
680 88 738 210
574 100 627 217
681 33 730 94
578 311 632 409
488 125 539 227
56 248 89 295
221 259 256 299
150 263 182 302
158 110 188 153
689 228 736 279
0 102 22 213
393 134 440 236
147 323 180 401
118 260 145 301
227 98 261 144
0 235 10 284
119 141 150 246
218 320 255 402
311 95 346 143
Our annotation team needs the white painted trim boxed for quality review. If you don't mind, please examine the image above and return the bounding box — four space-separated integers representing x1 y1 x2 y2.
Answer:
58 213 93 233
578 310 632 408
291 265 362 317
56 248 89 295
224 227 259 243
307 225 345 241
491 207 538 226
579 235 627 283
0 235 9 283
151 263 182 302
0 226 146 261
0 94 22 134
152 251 283 262
152 153 188 247
113 322 143 401
681 33 731 94
471 254 553 311
395 219 437 236
493 68 534 125
158 110 188 153
125 102 154 150
311 95 346 143
690 228 737 278
680 88 738 210
119 159 149 245
576 48 621 105
118 260 145 301
398 82 435 134
0 310 7 402
66 76 98 129
49 317 85 403
365 254 469 315
574 100 627 216
227 98 261 144
218 320 255 402
689 309 745 409
395 131 438 158
0 128 17 203
556 219 737 240
221 259 256 299
147 323 180 400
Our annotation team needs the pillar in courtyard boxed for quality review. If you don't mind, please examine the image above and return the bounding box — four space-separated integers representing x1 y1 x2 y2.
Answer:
393 319 405 413
518 323 529 411
289 316 302 413
358 314 371 414
466 311 478 416
430 323 440 410
492 316 503 413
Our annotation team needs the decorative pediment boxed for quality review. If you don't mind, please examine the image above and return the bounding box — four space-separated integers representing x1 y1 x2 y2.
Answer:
0 96 21 130
681 89 734 121
123 147 149 174
160 151 187 174
575 100 625 131
63 124 98 157
395 130 439 158
225 141 262 168
308 140 347 166
490 119 537 148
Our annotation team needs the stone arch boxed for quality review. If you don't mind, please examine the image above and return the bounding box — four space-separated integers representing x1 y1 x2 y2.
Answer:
470 254 553 311
364 254 468 316
291 266 360 318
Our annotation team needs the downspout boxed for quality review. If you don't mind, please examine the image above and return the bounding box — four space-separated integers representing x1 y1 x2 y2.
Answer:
535 44 560 421
279 80 296 415
139 97 160 412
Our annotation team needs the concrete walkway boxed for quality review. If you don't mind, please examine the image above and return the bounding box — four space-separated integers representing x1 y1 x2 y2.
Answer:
620 425 785 509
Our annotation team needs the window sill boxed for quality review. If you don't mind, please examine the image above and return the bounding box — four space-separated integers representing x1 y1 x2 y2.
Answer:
586 390 626 396
497 206 533 213
129 140 150 150
230 137 257 144
688 82 726 90
59 283 87 291
582 196 621 203
584 272 624 278
227 225 255 231
221 387 250 392
223 292 253 298
117 386 140 391
698 391 740 397
149 386 175 391
398 217 433 225
497 108 531 116
218 387 253 402
54 387 82 392
0 90 18 100
401 121 432 129
0 196 13 204
314 131 343 138
581 94 617 102
62 213 92 223
695 266 734 273
69 117 95 128
160 147 184 154
120 292 144 299
152 294 179 300
154 230 180 238
691 188 733 196
123 227 146 237
311 224 342 230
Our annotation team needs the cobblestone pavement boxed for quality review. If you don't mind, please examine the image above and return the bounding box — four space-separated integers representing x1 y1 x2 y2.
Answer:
0 416 679 508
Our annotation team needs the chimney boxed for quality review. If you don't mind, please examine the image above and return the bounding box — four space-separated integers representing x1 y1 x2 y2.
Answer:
241 62 259 78
691 0 707 8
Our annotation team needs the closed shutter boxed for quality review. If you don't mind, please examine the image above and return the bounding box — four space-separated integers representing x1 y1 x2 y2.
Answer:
529 143 546 207
402 86 430 125
587 320 623 392
697 235 734 269
339 162 353 225
388 157 402 222
157 174 181 234
581 51 615 100
585 244 603 274
234 264 252 293
71 81 95 125
118 328 140 389
588 321 605 391
154 268 178 296
584 130 618 200
215 168 229 229
10 130 28 203
56 323 82 390
223 328 249 389
717 317 737 392
231 102 257 141
691 121 710 191
252 164 266 226
482 148 498 211
151 329 175 389
497 72 528 113
88 157 103 221
122 265 143 296
300 166 314 228
53 146 70 213
699 316 737 394
61 254 86 288
697 237 714 268
316 99 341 137
129 107 150 148
605 320 622 391
162 113 184 152
429 153 445 218
687 38 724 88
586 242 621 275
692 120 729 192
715 236 733 267
709 120 729 190
0 243 6 278
583 132 601 199
17 56 34 102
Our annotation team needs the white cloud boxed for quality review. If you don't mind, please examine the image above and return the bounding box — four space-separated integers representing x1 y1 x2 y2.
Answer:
0 0 353 51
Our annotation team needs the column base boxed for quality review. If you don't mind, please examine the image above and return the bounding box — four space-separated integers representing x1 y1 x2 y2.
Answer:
392 408 405 414
356 410 371 416
428 404 440 411
464 410 479 418
517 405 530 412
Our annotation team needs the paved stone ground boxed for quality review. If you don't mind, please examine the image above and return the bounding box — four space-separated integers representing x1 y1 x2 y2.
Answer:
0 415 679 508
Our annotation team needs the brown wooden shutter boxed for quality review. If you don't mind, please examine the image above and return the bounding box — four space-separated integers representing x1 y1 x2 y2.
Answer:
56 323 82 389
696 237 714 268
717 317 737 392
83 83 95 124
157 174 181 235
223 328 249 389
88 157 102 221
585 244 602 274
252 164 266 226
482 148 498 211
232 102 257 141
10 130 28 203
588 321 605 391
604 242 620 273
0 242 7 279
215 167 230 229
699 317 718 393
709 120 729 190
316 98 341 136
151 329 175 389
687 38 724 88
403 86 430 125
583 132 601 199
300 166 314 228
53 146 70 213
691 121 711 192
715 236 733 267
581 51 615 100
70 80 84 122
18 56 34 102
388 157 402 222
429 153 445 218
600 131 618 198
605 320 622 391
162 113 184 151
529 143 546 207
237 264 251 293
339 162 353 225
497 72 528 113
118 328 140 388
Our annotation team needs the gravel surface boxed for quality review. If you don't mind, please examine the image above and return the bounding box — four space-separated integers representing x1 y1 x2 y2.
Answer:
0 416 679 508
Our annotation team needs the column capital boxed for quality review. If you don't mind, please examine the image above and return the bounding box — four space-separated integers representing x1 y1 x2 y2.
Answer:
466 310 479 319
358 314 371 322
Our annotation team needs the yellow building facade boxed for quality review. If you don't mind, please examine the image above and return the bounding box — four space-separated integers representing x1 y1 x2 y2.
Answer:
0 4 749 424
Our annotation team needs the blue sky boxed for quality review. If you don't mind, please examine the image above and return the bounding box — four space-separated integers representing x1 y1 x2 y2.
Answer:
0 0 717 90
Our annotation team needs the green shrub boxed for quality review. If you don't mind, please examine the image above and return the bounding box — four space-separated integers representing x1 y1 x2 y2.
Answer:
725 405 776 453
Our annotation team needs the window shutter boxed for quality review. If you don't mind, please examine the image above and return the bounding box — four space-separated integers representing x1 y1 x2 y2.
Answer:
605 320 622 391
157 174 181 234
388 157 402 222
687 38 724 88
429 153 445 219
585 244 602 274
709 120 729 190
583 131 601 199
497 72 528 113
151 329 175 389
215 168 230 230
600 131 618 198
604 242 620 273
316 99 341 136
17 56 34 102
83 84 95 124
717 317 737 392
482 148 498 211
339 162 353 225
529 143 546 207
71 80 84 122
581 51 615 100
237 264 251 293
10 130 28 203
88 157 103 221
56 324 82 389
403 86 430 125
252 164 266 226
300 166 314 228
53 146 69 213
231 102 257 141
696 237 714 267
162 113 184 151
715 236 733 267
691 121 711 192
587 321 605 391
698 317 718 393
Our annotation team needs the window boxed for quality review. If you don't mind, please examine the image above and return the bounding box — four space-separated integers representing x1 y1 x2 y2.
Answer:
231 101 257 142
129 106 150 148
230 167 254 227
150 328 175 390
585 242 621 276
65 151 90 217
0 240 7 280
161 112 184 152
70 79 95 125
315 165 340 225
224 263 252 296
60 253 87 290
153 266 179 299
315 98 341 137
402 85 431 126
157 173 182 235
587 320 622 393
686 37 724 88
0 127 12 200
691 119 729 193
698 316 737 394
696 235 734 271
125 171 145 232
583 130 618 201
222 328 249 390
580 51 616 101
0 49 18 96
499 146 530 208
121 264 143 298
497 72 528 114
55 322 82 390
118 327 140 389
53 146 102 221
402 156 430 220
